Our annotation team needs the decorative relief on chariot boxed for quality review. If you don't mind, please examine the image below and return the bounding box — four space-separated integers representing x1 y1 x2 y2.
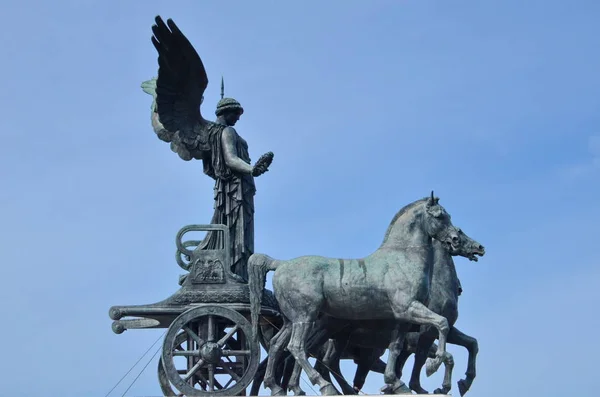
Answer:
190 258 225 284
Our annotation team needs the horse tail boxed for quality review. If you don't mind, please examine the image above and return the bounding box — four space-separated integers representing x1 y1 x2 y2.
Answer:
248 253 279 343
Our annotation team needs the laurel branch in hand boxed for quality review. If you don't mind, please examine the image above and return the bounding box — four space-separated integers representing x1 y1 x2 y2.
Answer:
252 151 274 177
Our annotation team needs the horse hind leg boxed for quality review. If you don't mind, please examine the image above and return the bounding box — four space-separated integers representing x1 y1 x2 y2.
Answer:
251 357 268 396
287 322 338 395
264 322 292 396
288 361 307 396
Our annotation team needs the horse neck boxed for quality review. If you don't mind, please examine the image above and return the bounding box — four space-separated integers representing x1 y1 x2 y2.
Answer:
380 204 431 251
432 241 459 292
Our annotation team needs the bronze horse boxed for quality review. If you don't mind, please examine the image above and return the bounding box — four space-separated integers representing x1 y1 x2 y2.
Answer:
250 193 470 395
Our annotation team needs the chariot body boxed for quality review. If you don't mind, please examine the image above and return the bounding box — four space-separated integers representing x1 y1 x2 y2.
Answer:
109 224 282 396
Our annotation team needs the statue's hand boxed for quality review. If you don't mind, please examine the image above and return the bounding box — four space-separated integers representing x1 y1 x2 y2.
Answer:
252 151 274 177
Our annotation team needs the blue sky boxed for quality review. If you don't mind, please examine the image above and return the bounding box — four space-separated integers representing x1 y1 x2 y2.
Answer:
1 0 599 396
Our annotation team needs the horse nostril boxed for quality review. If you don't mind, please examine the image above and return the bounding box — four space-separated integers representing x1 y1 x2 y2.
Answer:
479 245 485 251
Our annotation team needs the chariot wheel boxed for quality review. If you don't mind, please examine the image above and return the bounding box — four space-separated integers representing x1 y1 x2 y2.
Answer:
162 306 259 396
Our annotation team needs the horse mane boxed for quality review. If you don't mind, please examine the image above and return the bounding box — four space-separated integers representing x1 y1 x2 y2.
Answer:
380 197 428 247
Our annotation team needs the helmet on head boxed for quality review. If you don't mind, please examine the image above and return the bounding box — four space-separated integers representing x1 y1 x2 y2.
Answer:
215 77 244 116
215 97 244 116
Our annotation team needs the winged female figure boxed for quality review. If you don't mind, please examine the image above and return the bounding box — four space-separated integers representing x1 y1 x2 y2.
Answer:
141 16 273 282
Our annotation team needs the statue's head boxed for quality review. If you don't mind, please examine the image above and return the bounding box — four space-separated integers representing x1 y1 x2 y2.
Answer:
215 97 244 126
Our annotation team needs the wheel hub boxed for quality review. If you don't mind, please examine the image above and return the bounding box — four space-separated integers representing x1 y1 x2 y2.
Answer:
200 342 222 364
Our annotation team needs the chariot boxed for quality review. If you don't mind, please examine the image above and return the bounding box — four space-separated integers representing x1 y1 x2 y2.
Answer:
109 224 281 396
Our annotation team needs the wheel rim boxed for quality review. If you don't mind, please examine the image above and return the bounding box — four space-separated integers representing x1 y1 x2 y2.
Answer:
162 306 259 396
159 332 187 396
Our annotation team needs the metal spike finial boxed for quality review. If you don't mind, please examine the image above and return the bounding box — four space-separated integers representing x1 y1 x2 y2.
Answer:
220 76 224 99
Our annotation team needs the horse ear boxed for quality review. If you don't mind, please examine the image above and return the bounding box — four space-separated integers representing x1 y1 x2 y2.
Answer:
427 191 435 207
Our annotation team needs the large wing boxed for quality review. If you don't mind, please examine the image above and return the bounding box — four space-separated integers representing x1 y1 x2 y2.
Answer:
151 16 208 143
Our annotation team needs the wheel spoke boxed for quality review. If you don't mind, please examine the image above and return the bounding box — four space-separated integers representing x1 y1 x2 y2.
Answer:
224 377 235 389
217 325 239 347
207 315 215 342
208 363 215 391
183 325 205 347
173 350 200 357
213 378 224 390
183 359 205 382
218 359 241 381
222 349 251 356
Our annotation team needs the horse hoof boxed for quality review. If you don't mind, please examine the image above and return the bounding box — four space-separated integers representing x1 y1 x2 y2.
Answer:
409 382 429 394
382 380 411 394
320 384 339 396
294 390 306 396
425 357 441 377
270 386 286 396
434 387 450 395
457 379 469 396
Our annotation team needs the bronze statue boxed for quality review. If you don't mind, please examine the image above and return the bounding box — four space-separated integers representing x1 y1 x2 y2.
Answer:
109 15 488 397
141 17 273 282
249 193 470 395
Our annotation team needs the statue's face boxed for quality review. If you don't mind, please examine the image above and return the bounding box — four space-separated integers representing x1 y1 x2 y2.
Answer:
223 110 242 126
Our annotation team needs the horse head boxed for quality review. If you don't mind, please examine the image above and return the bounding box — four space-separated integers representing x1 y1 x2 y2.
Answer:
423 191 462 252
450 228 486 262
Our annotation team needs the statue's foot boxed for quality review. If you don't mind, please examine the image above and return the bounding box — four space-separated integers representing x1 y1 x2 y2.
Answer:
457 379 471 396
381 380 412 394
409 381 429 394
320 383 339 396
434 386 451 395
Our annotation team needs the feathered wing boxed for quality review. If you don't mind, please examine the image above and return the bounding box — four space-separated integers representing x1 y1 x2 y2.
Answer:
149 16 210 160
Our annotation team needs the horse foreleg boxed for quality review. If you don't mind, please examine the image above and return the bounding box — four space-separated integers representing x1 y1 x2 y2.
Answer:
402 301 450 376
433 344 454 395
447 327 478 396
353 348 384 393
395 349 412 380
287 322 338 395
264 323 292 396
380 327 411 394
408 335 435 394
396 331 419 379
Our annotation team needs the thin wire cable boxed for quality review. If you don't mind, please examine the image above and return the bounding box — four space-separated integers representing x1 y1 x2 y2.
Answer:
104 330 166 397
121 342 163 397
